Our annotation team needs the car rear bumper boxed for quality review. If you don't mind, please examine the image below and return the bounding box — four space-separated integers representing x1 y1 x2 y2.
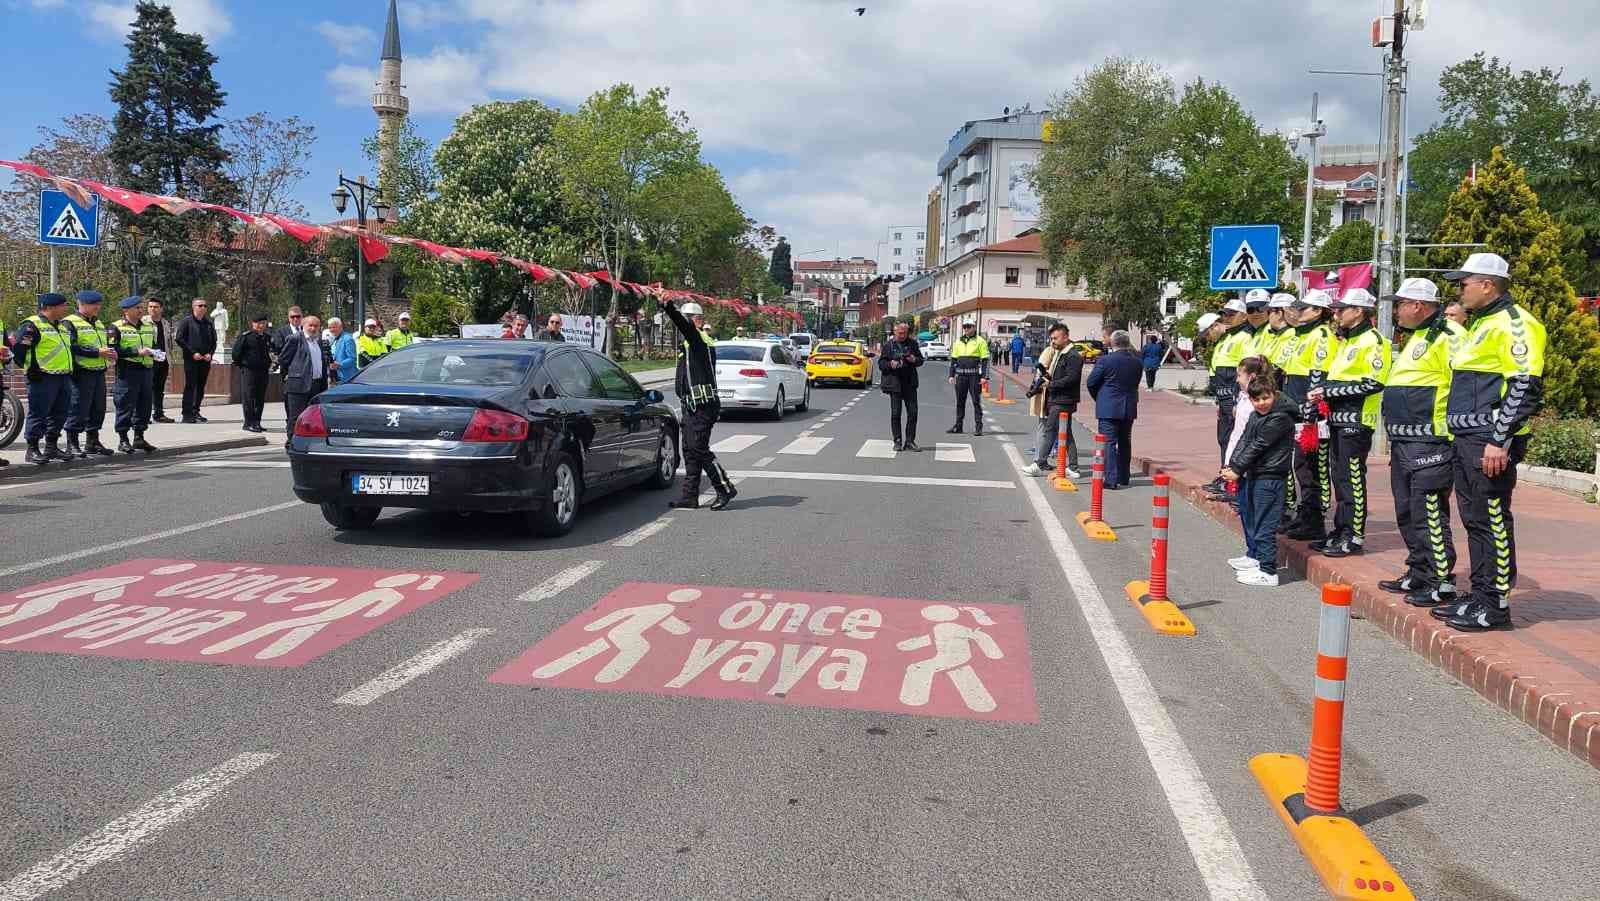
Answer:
288 445 543 512
716 381 781 409
807 368 870 383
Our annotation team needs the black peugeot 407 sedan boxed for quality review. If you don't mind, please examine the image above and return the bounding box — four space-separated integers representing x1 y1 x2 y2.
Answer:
288 340 679 536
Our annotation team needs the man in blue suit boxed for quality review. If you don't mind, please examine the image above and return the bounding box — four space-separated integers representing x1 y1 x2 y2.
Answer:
1087 329 1143 489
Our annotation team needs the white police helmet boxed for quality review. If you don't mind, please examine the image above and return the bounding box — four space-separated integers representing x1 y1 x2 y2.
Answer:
680 302 704 317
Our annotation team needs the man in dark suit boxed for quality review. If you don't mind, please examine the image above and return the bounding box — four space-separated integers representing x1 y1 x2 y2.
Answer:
278 314 335 443
1086 329 1143 489
172 298 217 423
232 313 273 433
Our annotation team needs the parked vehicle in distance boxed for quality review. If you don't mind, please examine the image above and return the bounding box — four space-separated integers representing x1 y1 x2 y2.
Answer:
287 341 678 537
712 339 810 419
806 340 873 387
921 340 951 361
788 332 815 360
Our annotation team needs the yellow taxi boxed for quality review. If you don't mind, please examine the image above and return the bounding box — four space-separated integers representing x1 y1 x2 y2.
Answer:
805 340 874 387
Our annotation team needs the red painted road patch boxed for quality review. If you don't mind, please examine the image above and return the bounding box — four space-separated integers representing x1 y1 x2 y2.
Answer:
0 559 478 667
490 583 1039 722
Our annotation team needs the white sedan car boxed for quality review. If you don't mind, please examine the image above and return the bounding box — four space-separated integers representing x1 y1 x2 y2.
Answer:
713 339 812 419
922 341 951 361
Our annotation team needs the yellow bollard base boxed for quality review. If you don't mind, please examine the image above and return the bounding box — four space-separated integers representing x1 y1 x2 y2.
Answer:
1249 753 1415 900
1075 510 1117 541
993 398 1017 405
1124 580 1196 636
1054 476 1079 492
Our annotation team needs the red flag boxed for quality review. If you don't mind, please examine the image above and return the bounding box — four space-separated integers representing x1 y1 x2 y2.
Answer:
358 232 390 264
1303 263 1374 297
411 240 467 264
0 159 53 180
457 247 499 264
79 180 162 216
261 214 324 243
49 177 95 209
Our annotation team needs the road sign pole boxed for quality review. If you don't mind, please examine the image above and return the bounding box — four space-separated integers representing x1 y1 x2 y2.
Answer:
48 247 57 293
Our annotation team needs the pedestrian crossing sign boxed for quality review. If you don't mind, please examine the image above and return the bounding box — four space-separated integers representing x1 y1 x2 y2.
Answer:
1209 224 1279 290
38 189 101 248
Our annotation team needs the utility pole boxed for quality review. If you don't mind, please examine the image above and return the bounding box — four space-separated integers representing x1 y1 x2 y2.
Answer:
1373 0 1411 339
1297 94 1327 286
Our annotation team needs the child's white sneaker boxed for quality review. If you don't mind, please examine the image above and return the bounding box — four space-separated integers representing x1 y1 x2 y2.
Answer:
1228 555 1260 571
1236 569 1280 587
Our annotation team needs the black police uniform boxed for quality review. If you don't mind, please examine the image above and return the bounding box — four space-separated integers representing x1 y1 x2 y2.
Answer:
663 301 736 510
232 319 273 431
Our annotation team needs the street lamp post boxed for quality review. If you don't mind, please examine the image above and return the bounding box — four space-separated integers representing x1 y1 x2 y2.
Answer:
104 225 162 296
1288 93 1327 288
330 172 390 329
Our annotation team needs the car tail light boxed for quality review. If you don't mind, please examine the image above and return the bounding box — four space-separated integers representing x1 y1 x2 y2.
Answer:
848 356 863 365
464 408 530 442
739 368 769 378
293 405 328 438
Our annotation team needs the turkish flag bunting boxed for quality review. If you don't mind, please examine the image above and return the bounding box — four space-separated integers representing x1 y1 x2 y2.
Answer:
0 159 52 181
261 214 324 243
358 233 390 264
457 247 499 264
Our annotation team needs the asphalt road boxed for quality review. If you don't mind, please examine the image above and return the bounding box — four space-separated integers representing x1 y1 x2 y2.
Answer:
2 377 1597 900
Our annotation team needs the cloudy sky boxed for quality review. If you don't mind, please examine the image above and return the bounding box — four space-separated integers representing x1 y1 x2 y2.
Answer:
4 0 1596 265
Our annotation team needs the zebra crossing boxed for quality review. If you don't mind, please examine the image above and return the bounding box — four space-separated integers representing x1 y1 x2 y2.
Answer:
707 432 995 465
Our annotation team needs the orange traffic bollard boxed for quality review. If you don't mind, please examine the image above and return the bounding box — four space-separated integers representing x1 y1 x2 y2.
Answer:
1124 472 1193 635
994 375 1015 405
1076 433 1116 540
1306 582 1352 813
1052 413 1077 491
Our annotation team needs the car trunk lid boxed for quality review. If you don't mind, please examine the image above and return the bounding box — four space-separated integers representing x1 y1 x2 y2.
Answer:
321 387 495 444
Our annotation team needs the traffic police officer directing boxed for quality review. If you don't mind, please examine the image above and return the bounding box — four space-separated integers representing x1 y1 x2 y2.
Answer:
1378 277 1465 607
16 292 77 465
1309 287 1391 558
357 319 389 369
108 295 160 454
1433 253 1548 631
385 312 415 351
947 320 989 436
662 299 736 511
64 290 117 458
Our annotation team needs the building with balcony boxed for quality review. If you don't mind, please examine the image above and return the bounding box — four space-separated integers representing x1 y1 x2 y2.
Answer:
882 225 926 274
794 257 877 287
934 109 1047 266
930 230 1103 341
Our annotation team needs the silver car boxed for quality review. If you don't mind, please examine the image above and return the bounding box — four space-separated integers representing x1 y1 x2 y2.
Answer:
713 339 812 419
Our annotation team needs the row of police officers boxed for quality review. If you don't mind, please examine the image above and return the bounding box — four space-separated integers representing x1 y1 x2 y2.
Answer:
1206 253 1547 632
6 292 162 465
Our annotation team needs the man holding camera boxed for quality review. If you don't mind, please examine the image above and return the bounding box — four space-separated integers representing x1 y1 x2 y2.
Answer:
879 320 924 452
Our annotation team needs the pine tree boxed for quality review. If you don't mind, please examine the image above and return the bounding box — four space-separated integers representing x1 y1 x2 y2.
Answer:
1429 146 1600 415
768 236 794 292
108 1 234 294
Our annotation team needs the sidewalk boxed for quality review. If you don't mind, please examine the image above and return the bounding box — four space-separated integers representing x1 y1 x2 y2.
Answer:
997 367 1600 771
0 402 268 478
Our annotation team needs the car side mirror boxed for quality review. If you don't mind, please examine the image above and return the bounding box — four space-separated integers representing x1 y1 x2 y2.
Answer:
644 389 664 404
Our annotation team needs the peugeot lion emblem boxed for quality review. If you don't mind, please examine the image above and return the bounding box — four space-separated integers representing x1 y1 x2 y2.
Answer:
386 411 401 428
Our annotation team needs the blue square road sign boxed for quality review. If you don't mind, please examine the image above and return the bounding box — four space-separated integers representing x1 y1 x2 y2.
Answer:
1209 224 1280 291
39 189 101 248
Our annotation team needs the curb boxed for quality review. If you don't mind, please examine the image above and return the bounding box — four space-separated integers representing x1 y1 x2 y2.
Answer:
1132 452 1600 773
0 436 269 482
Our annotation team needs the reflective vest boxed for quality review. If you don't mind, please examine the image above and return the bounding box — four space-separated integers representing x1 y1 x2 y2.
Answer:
1446 296 1547 441
1382 315 1463 440
357 334 389 368
1210 325 1254 404
1267 326 1297 371
24 315 74 375
951 334 989 360
385 328 414 350
110 317 157 369
1324 324 1392 429
65 313 109 371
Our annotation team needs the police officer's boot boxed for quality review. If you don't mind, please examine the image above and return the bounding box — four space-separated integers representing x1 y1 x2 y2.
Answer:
707 462 738 511
65 432 86 459
117 432 134 454
45 437 73 463
133 432 157 454
668 468 701 510
25 441 49 466
87 431 115 456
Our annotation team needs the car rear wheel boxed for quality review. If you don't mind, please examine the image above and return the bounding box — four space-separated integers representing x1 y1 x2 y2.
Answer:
646 427 678 489
523 453 581 537
768 387 786 420
321 503 380 530
796 382 810 412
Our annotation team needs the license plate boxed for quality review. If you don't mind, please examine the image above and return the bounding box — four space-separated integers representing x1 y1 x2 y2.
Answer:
352 474 430 495
718 389 734 397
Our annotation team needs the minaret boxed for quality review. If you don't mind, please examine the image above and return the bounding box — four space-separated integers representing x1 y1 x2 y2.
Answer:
371 0 409 196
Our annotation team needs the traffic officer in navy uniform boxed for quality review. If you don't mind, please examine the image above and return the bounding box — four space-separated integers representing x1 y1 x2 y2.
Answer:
64 290 118 458
1433 253 1548 631
15 292 77 464
107 295 160 454
947 320 989 435
662 299 736 511
1308 288 1391 557
1378 278 1465 607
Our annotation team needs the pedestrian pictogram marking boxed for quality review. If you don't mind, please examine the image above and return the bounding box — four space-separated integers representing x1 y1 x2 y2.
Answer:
490 582 1039 722
1209 224 1280 290
37 189 101 248
1218 240 1268 283
46 204 89 241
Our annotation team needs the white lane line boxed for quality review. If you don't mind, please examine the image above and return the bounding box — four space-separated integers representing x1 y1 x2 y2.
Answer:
0 501 303 582
698 476 746 505
614 517 674 548
334 629 494 706
856 439 898 459
1001 443 1266 900
935 443 976 463
0 752 279 901
778 436 833 455
517 560 607 603
729 470 1012 490
709 434 765 454
182 461 291 469
752 456 776 468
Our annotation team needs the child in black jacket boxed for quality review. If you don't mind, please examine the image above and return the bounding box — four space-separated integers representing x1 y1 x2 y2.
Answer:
1223 375 1298 586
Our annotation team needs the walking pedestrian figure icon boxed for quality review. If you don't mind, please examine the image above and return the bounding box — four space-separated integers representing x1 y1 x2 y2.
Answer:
531 587 699 683
897 604 1004 713
1209 224 1280 290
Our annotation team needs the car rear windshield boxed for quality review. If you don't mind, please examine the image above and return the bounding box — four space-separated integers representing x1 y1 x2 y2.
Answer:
815 345 856 355
790 335 812 345
356 345 537 387
714 346 766 362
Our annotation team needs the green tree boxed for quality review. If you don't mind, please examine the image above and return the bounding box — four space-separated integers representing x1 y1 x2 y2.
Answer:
553 84 702 318
769 236 794 292
1035 58 1178 328
107 1 234 295
362 118 437 218
1429 147 1600 415
635 163 746 292
407 287 470 337
1312 220 1375 267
